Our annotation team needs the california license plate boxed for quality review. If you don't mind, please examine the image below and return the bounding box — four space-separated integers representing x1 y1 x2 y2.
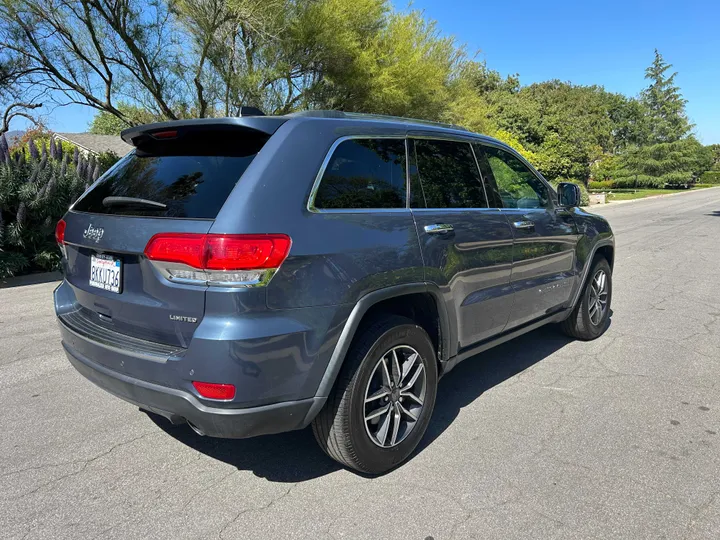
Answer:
89 254 122 293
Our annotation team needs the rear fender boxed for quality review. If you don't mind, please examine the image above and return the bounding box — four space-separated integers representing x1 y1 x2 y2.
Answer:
314 283 454 399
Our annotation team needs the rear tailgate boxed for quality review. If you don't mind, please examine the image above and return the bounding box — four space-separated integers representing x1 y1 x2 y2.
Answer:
61 120 282 348
62 214 211 347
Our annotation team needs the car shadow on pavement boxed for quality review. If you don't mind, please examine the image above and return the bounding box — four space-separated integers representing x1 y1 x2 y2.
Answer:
150 322 608 482
415 325 576 457
147 413 342 482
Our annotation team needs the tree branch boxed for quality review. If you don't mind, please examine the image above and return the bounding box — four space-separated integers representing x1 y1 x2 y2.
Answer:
1 102 43 134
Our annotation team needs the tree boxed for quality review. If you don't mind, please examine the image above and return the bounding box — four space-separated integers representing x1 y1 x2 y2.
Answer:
605 94 651 152
0 54 44 134
706 144 720 171
489 81 633 183
1 0 465 127
89 104 159 135
441 60 515 135
0 0 199 125
640 50 692 144
610 137 711 188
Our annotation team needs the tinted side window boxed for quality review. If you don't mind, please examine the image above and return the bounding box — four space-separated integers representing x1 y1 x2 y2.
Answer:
412 140 488 209
472 143 504 208
314 139 407 209
482 146 550 209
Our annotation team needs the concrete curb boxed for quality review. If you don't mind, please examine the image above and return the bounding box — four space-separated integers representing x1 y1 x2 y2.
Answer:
585 185 720 209
0 271 62 289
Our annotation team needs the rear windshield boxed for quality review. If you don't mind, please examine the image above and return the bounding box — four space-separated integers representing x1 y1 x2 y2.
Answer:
73 131 267 219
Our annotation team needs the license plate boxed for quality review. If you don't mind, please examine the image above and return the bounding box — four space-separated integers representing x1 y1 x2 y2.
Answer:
89 254 122 293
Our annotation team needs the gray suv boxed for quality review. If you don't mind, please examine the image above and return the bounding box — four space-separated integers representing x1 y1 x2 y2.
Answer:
54 111 614 474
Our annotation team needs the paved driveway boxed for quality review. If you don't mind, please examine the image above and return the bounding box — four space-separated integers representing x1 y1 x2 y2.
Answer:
2 188 720 539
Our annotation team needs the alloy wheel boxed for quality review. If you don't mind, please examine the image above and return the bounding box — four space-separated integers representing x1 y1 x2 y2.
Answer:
363 345 427 448
588 269 609 326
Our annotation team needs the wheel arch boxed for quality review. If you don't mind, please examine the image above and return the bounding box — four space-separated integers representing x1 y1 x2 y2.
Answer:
595 244 614 270
570 239 615 309
314 283 454 399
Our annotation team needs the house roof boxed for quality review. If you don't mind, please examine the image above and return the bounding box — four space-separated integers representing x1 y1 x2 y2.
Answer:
53 133 133 157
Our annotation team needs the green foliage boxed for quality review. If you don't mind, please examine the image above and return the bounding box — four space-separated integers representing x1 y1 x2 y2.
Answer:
488 81 636 183
491 130 541 167
2 0 717 215
357 10 459 119
89 103 159 135
699 171 720 184
89 112 131 136
295 1 461 119
96 152 121 172
707 144 720 170
0 131 115 277
640 50 691 144
588 180 615 190
9 128 78 158
610 137 710 188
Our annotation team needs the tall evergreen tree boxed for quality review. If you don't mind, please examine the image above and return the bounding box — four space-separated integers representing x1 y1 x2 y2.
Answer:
640 50 692 144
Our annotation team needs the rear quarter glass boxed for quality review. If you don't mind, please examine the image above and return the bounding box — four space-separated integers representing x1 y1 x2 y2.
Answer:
73 130 269 219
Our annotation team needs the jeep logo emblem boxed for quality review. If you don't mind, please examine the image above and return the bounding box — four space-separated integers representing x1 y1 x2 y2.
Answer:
83 224 104 243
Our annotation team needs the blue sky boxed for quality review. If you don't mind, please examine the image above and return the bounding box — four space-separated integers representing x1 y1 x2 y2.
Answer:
14 0 720 144
408 0 720 144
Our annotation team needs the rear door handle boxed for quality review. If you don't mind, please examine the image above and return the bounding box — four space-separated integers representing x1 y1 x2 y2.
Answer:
424 223 454 234
512 220 535 230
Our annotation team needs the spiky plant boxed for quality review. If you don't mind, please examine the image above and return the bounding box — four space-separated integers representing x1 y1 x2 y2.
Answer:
0 140 112 278
28 140 39 160
0 134 9 165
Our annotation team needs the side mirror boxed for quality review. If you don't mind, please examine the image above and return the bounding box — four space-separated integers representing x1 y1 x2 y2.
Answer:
557 182 581 208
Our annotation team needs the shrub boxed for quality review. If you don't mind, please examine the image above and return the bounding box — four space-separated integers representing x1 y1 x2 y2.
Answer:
10 127 78 158
588 180 614 190
0 133 108 278
96 151 121 172
700 171 720 184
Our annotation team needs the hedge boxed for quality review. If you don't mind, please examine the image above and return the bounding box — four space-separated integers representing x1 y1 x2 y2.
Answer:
699 171 720 184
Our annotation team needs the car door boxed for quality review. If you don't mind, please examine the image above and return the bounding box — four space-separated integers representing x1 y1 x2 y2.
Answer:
409 137 514 350
474 143 579 329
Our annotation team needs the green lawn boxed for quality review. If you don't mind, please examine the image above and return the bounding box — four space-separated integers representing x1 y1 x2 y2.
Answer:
596 186 714 202
608 189 686 201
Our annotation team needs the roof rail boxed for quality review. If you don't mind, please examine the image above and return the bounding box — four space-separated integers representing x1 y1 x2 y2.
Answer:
286 110 469 132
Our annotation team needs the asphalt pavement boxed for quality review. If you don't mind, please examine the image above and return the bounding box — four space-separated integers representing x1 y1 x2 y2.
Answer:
2 188 720 539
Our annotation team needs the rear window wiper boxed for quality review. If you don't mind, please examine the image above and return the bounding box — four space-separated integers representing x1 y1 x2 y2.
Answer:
102 196 167 210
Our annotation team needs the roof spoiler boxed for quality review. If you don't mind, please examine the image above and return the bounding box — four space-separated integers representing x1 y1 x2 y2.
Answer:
120 116 285 147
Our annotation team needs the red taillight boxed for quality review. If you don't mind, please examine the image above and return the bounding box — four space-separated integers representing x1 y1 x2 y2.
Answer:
144 233 291 271
192 381 236 400
205 235 291 270
55 219 66 246
144 233 206 268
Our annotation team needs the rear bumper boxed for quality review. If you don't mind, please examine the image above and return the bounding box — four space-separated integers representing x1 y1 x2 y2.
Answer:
63 340 325 438
54 278 352 435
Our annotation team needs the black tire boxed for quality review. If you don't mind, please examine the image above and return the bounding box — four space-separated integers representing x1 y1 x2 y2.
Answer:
560 256 612 340
312 315 438 474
